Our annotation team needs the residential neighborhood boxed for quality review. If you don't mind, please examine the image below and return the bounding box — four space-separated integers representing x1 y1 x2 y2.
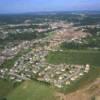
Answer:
0 22 90 88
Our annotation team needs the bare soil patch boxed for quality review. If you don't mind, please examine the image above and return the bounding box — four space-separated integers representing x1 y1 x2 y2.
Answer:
55 78 100 100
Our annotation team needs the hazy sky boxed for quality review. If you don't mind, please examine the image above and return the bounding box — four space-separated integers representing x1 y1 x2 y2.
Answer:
0 0 100 14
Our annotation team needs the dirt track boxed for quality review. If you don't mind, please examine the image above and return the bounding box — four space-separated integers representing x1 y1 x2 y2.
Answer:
55 78 100 100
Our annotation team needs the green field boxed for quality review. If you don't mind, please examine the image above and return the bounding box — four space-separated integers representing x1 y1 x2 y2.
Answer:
0 80 56 100
7 80 56 100
47 50 100 66
0 79 16 100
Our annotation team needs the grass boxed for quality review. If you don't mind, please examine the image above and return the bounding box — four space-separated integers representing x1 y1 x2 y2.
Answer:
0 79 15 97
47 50 100 66
7 80 56 100
48 32 55 37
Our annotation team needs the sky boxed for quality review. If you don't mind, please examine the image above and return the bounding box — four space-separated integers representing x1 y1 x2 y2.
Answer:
0 0 100 14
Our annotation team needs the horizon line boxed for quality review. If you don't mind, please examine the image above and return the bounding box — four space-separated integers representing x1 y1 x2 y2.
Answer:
0 10 100 15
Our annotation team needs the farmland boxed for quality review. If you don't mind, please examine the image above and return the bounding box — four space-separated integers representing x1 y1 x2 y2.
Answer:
47 50 100 66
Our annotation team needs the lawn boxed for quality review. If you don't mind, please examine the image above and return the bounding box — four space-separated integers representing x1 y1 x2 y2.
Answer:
0 79 15 98
7 80 56 100
47 50 100 66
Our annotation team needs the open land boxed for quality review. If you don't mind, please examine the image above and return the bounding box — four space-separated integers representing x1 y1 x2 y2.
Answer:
0 13 100 100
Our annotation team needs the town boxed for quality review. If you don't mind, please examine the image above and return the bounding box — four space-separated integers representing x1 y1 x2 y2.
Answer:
0 12 100 100
0 21 90 88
